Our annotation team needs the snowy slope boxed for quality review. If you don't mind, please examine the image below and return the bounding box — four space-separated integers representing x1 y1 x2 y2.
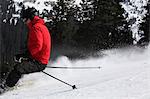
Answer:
0 45 150 99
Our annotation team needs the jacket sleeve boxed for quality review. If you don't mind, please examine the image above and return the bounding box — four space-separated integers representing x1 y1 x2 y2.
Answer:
28 26 43 57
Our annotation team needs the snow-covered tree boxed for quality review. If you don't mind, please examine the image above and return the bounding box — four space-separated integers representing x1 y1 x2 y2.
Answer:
121 0 149 44
74 0 133 50
51 0 79 44
76 0 97 22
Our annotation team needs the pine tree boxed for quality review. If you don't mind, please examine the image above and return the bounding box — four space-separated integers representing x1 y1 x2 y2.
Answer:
75 0 133 50
76 0 97 23
0 0 2 69
52 0 79 44
94 0 132 47
0 0 27 78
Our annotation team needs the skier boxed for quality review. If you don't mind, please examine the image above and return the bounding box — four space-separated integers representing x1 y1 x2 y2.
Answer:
0 7 51 94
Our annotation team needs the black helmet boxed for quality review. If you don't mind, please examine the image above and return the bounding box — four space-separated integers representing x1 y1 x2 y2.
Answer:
21 7 38 20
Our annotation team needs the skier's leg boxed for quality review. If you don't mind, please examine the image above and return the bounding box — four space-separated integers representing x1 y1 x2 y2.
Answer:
15 60 46 74
5 67 21 87
5 60 46 87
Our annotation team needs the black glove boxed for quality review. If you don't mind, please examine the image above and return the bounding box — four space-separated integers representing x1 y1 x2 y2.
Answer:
14 52 30 63
14 54 24 63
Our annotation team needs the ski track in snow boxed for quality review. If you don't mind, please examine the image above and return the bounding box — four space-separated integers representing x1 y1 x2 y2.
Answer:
0 45 150 99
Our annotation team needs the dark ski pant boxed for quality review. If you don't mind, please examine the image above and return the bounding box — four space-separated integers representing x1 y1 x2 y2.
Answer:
5 60 46 87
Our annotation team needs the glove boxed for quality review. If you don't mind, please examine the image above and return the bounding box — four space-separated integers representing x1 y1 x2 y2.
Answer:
14 54 24 63
14 53 29 63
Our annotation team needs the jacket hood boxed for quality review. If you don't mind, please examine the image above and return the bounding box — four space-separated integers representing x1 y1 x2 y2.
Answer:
27 16 45 28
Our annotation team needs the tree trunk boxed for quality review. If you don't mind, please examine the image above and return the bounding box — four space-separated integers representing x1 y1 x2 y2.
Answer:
0 0 2 82
148 2 150 42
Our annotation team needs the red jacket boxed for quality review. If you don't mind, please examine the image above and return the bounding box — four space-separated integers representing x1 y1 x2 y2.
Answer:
27 16 51 65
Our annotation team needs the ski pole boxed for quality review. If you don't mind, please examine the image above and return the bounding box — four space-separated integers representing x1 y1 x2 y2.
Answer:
42 71 77 89
46 66 101 69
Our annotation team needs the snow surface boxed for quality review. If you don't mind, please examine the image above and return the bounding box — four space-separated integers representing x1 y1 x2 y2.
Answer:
0 45 150 99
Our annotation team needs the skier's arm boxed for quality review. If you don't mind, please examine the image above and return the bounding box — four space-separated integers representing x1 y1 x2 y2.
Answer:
28 26 43 57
